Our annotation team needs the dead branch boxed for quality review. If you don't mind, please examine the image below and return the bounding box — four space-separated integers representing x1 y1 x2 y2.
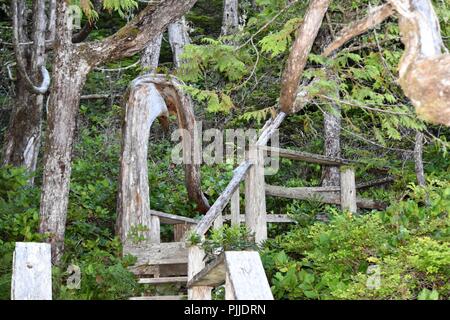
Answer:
322 3 395 57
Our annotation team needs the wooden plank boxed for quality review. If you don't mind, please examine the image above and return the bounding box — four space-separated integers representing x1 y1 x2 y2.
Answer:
138 276 187 284
225 272 235 300
356 176 395 189
245 146 267 243
124 241 188 266
130 263 187 277
150 210 198 225
224 251 273 300
187 245 212 300
230 189 240 226
194 160 252 236
187 253 226 288
256 112 287 147
261 146 358 165
174 224 191 242
213 215 223 229
11 242 52 300
265 184 387 210
224 214 295 223
340 167 357 213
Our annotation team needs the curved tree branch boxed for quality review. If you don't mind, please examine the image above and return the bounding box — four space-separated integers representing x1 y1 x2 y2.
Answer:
11 0 50 95
322 3 395 57
82 0 198 66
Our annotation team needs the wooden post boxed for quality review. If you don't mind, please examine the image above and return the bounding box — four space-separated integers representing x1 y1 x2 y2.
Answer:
245 146 267 243
230 189 240 226
11 243 52 300
213 215 223 229
224 251 273 300
340 167 357 213
225 272 235 300
187 245 212 300
173 223 190 242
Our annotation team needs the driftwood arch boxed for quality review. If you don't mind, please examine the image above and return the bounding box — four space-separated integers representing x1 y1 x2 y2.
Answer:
116 74 210 243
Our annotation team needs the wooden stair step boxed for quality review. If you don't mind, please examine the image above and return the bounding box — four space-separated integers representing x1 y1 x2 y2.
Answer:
124 242 188 266
138 276 188 284
129 295 187 301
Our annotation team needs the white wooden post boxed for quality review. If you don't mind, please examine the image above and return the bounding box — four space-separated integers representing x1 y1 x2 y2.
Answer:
340 167 357 213
224 251 273 300
230 189 240 226
225 272 235 300
245 146 267 243
213 215 223 229
187 245 212 300
11 242 52 300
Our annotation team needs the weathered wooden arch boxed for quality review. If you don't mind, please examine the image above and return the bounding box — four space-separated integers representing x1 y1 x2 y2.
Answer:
116 74 210 243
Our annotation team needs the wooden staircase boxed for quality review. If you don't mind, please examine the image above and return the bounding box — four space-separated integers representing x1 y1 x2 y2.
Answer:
126 241 190 300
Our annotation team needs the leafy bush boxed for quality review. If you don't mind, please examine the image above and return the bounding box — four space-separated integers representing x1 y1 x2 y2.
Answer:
0 164 139 300
262 182 450 300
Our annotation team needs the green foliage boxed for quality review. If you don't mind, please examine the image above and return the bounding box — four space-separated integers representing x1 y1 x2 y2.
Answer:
262 182 450 300
102 0 138 15
55 246 138 300
200 225 258 261
0 155 138 300
259 18 302 58
71 0 138 19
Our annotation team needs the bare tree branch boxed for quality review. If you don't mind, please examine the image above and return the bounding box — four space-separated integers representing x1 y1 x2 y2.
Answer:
279 0 331 113
322 3 395 57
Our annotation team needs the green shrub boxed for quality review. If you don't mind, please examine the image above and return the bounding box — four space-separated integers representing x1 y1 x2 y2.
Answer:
262 182 450 300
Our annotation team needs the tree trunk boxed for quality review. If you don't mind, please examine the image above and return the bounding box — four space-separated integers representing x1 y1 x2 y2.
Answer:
39 0 199 263
414 131 426 186
141 34 163 71
3 0 46 181
39 35 90 263
222 0 239 36
321 103 341 186
279 0 331 113
168 17 191 68
116 16 192 243
117 81 168 243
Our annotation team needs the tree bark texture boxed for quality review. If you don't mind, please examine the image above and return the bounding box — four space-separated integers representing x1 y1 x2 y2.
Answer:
414 131 426 186
168 17 191 68
141 34 163 72
321 103 341 186
116 81 168 243
388 0 450 125
222 0 239 36
3 0 47 180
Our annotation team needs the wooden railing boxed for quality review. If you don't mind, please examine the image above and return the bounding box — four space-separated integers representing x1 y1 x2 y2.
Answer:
187 112 286 300
187 251 274 300
186 111 390 300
